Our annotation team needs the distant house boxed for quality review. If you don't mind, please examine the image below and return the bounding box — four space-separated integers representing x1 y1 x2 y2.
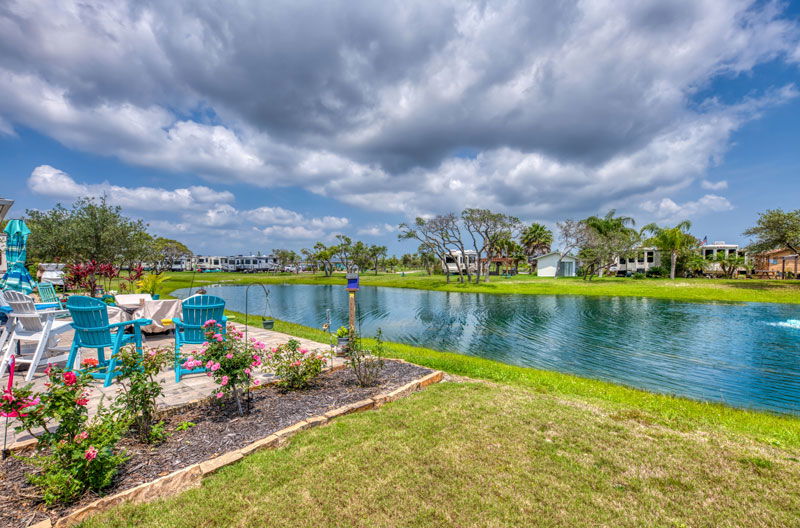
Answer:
753 248 799 278
614 247 661 275
533 252 578 277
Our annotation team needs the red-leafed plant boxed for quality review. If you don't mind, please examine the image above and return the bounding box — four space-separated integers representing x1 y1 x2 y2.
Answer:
65 261 119 296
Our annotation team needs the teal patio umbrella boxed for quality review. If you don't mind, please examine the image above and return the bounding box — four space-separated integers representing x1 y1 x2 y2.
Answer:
0 219 36 294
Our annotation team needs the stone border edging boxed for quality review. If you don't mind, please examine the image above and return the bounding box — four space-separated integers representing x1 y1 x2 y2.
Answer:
30 368 444 528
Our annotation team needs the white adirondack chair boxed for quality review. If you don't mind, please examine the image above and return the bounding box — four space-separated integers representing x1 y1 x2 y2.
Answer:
0 291 72 380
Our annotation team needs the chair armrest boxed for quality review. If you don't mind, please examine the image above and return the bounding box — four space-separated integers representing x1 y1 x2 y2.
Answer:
8 313 44 319
172 318 186 328
41 309 69 317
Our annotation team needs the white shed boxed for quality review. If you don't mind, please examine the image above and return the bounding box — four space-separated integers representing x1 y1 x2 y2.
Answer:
533 252 578 277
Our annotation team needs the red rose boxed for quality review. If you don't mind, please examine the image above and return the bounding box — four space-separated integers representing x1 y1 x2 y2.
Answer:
62 372 78 386
75 397 89 406
81 358 99 367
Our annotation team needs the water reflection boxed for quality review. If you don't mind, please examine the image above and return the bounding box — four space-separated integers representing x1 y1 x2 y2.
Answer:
174 284 800 415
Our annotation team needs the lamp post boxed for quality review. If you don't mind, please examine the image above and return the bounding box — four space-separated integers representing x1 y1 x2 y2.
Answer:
345 266 359 335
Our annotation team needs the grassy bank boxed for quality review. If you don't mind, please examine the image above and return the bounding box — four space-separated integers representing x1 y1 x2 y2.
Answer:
82 349 800 527
156 270 800 304
236 313 800 450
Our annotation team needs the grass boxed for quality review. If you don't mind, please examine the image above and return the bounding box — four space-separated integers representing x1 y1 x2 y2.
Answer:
154 270 800 304
81 382 800 528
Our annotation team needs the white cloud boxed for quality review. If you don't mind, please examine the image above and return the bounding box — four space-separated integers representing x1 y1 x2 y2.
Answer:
357 223 397 236
28 165 234 211
641 194 733 221
261 225 324 240
701 179 728 190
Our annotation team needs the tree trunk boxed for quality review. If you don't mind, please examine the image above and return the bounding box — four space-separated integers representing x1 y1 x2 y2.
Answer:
670 251 677 280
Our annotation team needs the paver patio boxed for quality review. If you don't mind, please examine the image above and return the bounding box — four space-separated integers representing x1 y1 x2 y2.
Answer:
3 321 340 447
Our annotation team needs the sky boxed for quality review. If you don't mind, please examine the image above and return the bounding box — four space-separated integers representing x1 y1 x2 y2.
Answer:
0 0 798 256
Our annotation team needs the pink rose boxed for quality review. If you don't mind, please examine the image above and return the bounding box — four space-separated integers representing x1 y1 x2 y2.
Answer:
216 392 224 399
211 363 220 371
204 319 217 327
226 353 233 359
62 372 77 386
253 379 261 386
221 376 229 386
84 446 98 461
244 368 251 375
74 431 89 442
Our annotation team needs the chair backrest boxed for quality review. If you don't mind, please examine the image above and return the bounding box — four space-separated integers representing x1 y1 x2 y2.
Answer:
66 296 113 348
181 295 225 343
38 282 59 304
3 290 43 332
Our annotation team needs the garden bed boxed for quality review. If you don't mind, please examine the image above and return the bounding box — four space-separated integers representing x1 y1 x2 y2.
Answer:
0 360 434 528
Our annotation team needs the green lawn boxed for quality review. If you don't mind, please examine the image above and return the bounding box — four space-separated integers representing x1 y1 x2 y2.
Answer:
82 382 800 528
155 270 800 304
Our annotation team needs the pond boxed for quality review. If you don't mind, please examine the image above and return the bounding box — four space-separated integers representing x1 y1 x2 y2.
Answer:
173 284 800 415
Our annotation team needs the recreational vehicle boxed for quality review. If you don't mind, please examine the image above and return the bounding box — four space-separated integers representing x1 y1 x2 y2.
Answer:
441 250 478 275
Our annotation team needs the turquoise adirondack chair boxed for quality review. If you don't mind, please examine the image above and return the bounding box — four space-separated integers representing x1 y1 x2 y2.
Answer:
65 296 152 387
172 295 227 382
37 282 68 317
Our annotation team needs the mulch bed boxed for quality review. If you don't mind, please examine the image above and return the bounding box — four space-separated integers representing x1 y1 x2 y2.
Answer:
0 360 432 528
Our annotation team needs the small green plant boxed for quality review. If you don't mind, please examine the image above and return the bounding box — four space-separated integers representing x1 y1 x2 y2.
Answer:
136 273 169 296
335 326 350 338
175 421 196 432
632 272 646 280
346 329 385 387
112 345 171 443
267 339 327 391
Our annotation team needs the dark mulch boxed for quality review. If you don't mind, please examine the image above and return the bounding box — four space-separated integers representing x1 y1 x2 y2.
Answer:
0 360 432 528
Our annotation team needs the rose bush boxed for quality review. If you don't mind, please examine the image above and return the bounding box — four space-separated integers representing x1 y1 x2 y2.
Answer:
267 339 327 391
10 365 127 505
186 320 263 416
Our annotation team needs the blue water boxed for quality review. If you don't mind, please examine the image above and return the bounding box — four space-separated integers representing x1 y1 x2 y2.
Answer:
173 284 800 415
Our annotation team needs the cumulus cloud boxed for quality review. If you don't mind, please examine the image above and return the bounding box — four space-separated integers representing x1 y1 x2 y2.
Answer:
701 179 728 190
28 165 234 211
641 194 733 221
2 0 799 223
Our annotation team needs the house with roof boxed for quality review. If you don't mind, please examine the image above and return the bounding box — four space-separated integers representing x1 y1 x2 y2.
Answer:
533 252 578 277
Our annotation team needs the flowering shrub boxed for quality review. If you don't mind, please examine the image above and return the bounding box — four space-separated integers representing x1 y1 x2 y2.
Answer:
9 365 127 505
112 345 171 443
188 320 262 416
267 339 326 391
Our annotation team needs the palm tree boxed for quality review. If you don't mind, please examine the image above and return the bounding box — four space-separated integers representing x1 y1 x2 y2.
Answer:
641 220 695 279
584 210 636 237
520 223 553 257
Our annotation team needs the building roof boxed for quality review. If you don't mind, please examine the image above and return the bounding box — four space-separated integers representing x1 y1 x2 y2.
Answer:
754 247 799 256
532 251 578 261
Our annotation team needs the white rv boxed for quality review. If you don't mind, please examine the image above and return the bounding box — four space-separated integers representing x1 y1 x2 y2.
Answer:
441 250 478 275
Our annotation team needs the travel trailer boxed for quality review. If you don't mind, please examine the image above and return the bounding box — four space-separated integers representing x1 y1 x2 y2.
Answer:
441 250 478 275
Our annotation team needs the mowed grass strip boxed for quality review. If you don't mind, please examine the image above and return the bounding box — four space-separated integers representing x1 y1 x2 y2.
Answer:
80 382 800 528
227 314 800 450
157 271 800 304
